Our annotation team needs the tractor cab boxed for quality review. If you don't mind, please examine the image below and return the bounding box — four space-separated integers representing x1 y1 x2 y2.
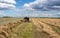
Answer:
23 17 29 22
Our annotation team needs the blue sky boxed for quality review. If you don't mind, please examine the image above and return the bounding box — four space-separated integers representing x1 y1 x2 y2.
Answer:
15 0 35 7
0 0 60 17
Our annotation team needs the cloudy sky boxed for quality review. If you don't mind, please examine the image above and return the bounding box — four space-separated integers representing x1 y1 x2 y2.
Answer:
0 0 60 17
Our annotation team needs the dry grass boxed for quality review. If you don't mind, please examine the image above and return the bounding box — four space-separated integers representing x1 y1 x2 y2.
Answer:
0 18 33 38
31 18 60 38
0 18 22 38
0 18 60 38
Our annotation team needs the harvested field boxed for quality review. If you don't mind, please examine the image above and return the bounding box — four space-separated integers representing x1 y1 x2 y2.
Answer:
0 18 60 38
0 18 33 38
31 18 60 38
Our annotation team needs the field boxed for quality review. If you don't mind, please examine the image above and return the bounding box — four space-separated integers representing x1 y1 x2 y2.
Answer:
0 18 33 38
0 18 60 38
32 18 60 38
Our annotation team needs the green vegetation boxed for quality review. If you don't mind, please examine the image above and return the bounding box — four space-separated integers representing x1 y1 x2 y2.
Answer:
15 22 33 38
2 16 12 18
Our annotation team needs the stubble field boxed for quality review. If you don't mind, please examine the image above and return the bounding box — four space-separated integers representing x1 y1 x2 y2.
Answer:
0 18 60 38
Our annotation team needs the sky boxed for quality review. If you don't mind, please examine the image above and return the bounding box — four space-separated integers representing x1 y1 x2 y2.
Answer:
0 0 60 17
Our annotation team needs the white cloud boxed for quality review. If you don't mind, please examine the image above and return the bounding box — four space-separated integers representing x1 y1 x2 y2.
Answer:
24 0 60 11
0 0 16 4
24 4 30 8
0 10 6 17
53 6 60 9
0 0 16 10
0 3 15 9
42 14 53 17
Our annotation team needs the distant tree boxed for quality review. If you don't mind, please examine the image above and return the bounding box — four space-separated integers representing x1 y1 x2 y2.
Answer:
2 16 12 18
